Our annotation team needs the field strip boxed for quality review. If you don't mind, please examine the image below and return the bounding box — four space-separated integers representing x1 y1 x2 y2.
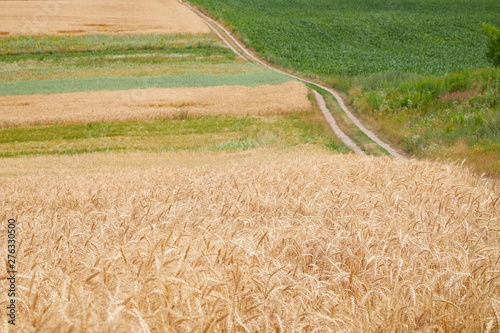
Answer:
0 0 210 36
183 1 405 159
0 81 311 126
0 145 329 177
0 72 292 97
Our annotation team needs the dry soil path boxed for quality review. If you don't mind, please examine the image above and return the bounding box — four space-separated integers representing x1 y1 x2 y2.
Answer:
183 1 405 158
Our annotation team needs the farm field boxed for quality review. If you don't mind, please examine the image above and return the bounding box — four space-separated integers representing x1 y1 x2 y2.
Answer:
2 0 500 331
0 20 343 158
0 33 289 94
0 34 278 87
0 112 349 158
1 148 499 331
190 0 500 176
190 0 500 76
0 81 310 126
0 0 210 36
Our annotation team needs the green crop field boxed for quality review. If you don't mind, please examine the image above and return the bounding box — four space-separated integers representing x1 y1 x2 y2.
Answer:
190 0 500 77
0 34 221 56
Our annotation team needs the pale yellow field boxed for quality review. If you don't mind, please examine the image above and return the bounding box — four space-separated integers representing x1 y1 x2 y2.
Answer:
0 148 499 332
0 81 312 127
0 0 210 36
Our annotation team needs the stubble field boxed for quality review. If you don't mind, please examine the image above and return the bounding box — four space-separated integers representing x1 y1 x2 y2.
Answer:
0 0 210 36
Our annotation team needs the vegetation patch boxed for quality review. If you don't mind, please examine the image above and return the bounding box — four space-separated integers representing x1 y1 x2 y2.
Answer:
0 72 292 96
0 113 348 157
0 33 290 96
348 68 500 176
0 33 223 56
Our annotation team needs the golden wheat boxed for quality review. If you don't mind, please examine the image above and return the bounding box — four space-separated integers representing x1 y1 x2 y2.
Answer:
0 149 498 332
0 82 311 127
0 0 209 36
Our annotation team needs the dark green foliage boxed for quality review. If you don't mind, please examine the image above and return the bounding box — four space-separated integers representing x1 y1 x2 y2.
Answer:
483 23 500 67
190 0 500 76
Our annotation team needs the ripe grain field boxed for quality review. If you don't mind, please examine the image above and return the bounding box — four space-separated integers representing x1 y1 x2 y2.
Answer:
0 149 499 332
2 0 500 331
0 81 310 127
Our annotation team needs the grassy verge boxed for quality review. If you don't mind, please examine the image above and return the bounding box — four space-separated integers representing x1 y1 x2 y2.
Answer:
347 68 500 176
0 113 349 157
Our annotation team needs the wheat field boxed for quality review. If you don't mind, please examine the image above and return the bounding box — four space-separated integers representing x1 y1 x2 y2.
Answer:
0 148 499 332
0 82 310 127
0 0 210 36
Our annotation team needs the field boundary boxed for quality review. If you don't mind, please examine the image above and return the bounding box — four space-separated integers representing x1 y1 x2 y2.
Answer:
183 0 405 158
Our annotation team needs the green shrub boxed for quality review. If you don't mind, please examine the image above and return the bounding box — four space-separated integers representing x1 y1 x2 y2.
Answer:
483 23 500 67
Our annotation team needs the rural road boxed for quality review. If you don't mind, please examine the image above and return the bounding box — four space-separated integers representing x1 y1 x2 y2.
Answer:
183 1 406 158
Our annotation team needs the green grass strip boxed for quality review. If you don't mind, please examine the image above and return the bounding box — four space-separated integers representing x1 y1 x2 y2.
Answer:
0 33 224 56
0 114 347 157
0 72 293 96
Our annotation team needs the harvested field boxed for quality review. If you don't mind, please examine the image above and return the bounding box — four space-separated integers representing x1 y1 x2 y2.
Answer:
0 0 210 36
0 148 499 331
0 81 311 126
